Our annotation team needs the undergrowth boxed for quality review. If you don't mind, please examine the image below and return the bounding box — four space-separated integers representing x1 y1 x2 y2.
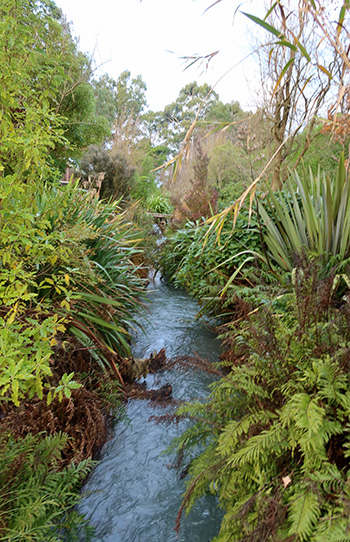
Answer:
171 259 350 541
159 207 274 318
0 432 94 541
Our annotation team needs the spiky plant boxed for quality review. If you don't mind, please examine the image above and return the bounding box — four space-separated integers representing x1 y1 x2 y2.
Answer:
34 181 147 364
259 152 350 272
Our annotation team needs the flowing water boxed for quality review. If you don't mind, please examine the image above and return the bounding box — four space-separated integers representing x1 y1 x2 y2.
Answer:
78 275 223 541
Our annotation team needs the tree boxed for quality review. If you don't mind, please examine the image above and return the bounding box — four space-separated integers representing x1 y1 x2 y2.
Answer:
157 82 219 153
0 0 108 179
206 100 244 125
248 5 337 189
92 70 147 129
115 70 147 120
91 74 119 126
167 139 219 223
85 71 150 199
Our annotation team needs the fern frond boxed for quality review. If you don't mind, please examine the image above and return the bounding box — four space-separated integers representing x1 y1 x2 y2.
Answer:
288 489 321 541
310 516 350 542
216 410 275 458
228 422 287 467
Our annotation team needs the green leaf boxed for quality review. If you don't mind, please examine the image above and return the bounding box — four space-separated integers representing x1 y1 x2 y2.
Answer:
242 12 285 39
272 58 296 99
295 38 311 62
337 3 348 35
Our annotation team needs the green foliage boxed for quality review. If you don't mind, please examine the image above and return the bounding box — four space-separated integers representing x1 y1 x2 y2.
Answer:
0 431 94 541
56 81 109 168
0 0 107 180
33 181 147 360
129 145 171 204
208 141 249 203
259 153 350 272
0 0 147 407
160 206 263 316
78 144 136 200
146 194 172 214
0 178 87 405
130 173 159 204
0 179 146 405
292 125 346 179
172 261 350 541
205 100 244 125
157 82 219 152
0 315 64 407
113 70 147 120
73 195 146 358
92 70 147 128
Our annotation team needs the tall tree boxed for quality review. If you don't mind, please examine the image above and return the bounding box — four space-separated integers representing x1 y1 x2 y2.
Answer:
0 0 108 178
158 82 219 153
92 71 147 129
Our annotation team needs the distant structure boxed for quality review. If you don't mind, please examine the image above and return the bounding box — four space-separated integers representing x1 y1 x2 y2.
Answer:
60 167 73 186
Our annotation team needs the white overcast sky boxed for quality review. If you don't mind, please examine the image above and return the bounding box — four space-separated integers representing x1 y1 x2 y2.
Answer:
55 0 261 112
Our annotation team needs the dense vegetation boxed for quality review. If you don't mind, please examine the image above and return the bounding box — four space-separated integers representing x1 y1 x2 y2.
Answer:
2 0 350 539
0 1 148 538
173 259 350 541
161 158 350 541
157 3 350 540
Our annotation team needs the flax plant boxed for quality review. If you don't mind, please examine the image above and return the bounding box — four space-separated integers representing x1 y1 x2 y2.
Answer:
73 197 146 359
34 182 147 372
258 152 350 272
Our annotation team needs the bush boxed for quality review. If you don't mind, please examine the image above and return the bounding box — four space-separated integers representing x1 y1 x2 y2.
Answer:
146 193 173 214
78 145 135 201
172 259 350 541
159 207 267 317
0 179 146 406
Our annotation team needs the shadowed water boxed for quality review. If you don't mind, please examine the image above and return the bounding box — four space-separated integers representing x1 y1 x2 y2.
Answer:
78 275 223 541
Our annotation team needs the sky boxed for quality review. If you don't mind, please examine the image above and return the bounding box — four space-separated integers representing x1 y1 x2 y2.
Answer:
54 0 260 112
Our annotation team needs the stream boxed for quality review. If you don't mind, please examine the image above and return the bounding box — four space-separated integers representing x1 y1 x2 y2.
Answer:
78 275 223 541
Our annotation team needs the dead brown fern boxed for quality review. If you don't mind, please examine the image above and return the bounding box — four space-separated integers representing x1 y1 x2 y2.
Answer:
0 386 108 466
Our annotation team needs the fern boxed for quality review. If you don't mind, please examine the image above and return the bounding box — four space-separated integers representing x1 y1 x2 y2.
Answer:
171 260 350 541
0 431 94 541
228 424 289 468
311 517 350 542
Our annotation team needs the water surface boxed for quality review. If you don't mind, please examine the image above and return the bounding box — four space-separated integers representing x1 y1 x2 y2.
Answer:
79 276 222 541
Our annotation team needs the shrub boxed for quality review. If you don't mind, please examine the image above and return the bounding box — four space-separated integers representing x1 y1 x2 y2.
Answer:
171 140 219 224
159 207 267 317
172 260 350 541
78 145 135 201
146 193 173 214
0 179 146 406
